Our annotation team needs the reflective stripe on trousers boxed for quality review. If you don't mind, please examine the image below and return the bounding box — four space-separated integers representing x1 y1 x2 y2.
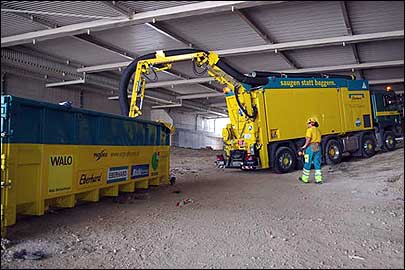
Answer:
301 146 322 182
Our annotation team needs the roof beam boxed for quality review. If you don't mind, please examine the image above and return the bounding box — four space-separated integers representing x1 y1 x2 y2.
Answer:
339 1 364 79
217 30 404 56
208 102 227 107
277 60 404 73
234 9 297 68
73 34 134 60
152 103 182 109
145 22 192 47
1 1 276 47
146 77 215 88
78 61 132 73
46 79 85 87
0 8 124 20
234 9 270 43
339 1 354 35
76 30 404 73
368 78 404 85
176 92 223 100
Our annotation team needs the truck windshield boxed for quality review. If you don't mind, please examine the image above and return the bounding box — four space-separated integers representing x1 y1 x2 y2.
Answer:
383 94 401 109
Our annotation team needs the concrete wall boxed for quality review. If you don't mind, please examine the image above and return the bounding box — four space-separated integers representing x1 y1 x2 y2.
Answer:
168 111 223 150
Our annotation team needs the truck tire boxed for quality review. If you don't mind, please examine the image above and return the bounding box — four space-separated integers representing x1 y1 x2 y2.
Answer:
324 139 343 165
382 131 396 151
274 146 296 174
361 134 376 158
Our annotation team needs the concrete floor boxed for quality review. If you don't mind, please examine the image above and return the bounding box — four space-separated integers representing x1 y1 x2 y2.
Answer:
1 146 404 269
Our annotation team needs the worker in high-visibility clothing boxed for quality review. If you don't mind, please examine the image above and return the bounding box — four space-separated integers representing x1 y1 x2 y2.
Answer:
298 118 323 184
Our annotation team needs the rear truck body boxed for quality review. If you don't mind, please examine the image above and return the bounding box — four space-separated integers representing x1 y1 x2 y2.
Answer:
1 95 171 237
221 77 381 173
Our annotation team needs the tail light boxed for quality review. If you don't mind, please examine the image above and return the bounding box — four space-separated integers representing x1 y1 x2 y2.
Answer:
216 154 225 161
238 139 245 146
245 154 256 161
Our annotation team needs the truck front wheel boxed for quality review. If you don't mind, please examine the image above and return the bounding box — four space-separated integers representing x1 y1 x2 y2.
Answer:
382 131 396 151
361 134 376 158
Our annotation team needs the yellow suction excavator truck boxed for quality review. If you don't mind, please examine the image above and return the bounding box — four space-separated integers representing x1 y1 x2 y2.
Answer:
119 49 377 173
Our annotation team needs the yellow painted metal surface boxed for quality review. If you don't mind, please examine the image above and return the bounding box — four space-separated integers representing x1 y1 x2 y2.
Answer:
1 144 170 236
375 111 401 116
263 87 372 141
264 87 343 140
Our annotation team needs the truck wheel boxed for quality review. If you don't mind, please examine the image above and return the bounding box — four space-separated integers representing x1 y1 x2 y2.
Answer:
325 139 343 165
274 146 296 174
382 131 396 151
361 134 376 158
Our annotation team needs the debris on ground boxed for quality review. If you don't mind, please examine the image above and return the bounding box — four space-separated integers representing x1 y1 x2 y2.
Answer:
112 191 151 204
1 239 12 250
348 254 365 261
170 176 176 185
13 249 47 260
172 190 181 194
385 174 402 183
132 192 150 200
176 198 194 207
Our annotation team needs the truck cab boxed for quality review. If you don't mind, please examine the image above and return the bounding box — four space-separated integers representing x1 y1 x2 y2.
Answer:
370 89 403 151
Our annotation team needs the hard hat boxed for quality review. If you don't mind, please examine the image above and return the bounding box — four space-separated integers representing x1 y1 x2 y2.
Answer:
307 118 316 124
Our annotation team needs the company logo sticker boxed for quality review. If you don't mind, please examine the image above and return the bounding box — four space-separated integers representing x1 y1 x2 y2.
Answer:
152 152 159 171
355 118 361 127
107 166 128 184
78 169 102 187
50 155 73 166
131 164 149 179
94 149 108 161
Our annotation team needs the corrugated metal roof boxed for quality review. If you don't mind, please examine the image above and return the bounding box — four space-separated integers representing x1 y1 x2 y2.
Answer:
224 53 292 73
1 1 124 26
358 40 404 62
363 67 404 80
288 46 357 68
162 11 267 50
347 1 404 34
171 61 206 79
91 24 186 55
119 1 199 13
25 37 130 66
1 12 47 37
244 1 348 43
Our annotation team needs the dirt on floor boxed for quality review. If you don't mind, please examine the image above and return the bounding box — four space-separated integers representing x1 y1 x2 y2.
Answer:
1 146 404 269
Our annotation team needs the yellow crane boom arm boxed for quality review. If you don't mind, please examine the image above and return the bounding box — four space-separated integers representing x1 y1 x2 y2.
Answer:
127 50 240 118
